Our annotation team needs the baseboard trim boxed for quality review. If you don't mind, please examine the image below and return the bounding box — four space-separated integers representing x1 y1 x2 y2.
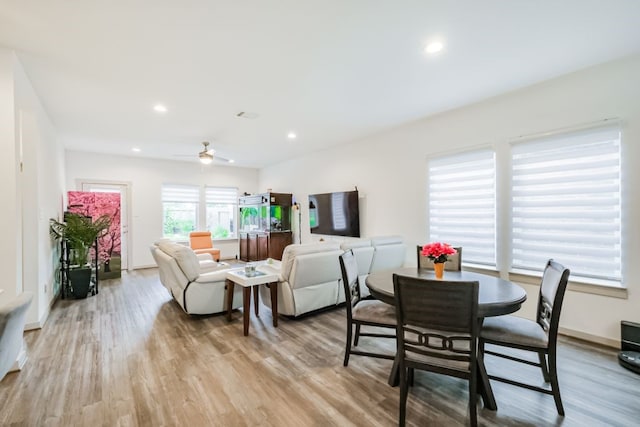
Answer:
559 327 618 349
8 340 28 373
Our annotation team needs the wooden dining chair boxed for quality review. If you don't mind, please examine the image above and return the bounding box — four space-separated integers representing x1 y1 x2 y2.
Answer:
393 274 480 427
339 250 396 367
416 245 462 271
479 259 570 415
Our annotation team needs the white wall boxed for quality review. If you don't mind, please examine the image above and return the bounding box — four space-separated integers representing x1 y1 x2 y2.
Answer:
260 54 640 345
65 152 260 267
0 48 65 327
0 50 20 307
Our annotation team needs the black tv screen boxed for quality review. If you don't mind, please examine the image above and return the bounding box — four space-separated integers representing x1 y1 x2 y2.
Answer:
309 190 360 237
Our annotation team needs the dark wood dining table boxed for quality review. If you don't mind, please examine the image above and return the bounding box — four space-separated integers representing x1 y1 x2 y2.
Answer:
365 267 527 411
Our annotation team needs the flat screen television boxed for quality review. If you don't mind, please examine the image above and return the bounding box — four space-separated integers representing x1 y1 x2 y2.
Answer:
308 190 360 237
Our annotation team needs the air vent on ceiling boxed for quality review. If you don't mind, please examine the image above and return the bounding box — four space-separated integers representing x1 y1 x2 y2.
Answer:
236 111 259 119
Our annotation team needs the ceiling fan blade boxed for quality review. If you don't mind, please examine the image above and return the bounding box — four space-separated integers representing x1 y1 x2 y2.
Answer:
213 154 233 163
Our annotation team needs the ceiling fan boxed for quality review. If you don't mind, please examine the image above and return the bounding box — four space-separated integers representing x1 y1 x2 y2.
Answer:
177 141 234 165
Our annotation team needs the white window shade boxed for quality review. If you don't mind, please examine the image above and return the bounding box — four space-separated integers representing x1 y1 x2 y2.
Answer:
429 149 496 267
205 187 238 204
162 184 199 203
511 126 621 283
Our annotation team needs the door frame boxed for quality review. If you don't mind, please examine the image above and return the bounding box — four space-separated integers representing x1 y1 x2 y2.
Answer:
75 179 133 271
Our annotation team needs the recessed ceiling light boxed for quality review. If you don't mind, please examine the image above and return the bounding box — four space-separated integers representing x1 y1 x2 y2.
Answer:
228 159 235 163
287 132 297 139
425 41 444 54
153 104 168 113
131 147 141 152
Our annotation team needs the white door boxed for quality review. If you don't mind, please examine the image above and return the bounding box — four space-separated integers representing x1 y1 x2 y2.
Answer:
79 181 130 270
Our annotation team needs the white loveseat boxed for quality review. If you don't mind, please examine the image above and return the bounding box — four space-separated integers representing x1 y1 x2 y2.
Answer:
259 236 406 317
150 241 242 315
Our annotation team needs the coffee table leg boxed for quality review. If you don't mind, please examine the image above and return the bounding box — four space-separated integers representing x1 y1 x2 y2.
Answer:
225 279 234 322
269 282 278 327
243 286 251 336
253 286 260 317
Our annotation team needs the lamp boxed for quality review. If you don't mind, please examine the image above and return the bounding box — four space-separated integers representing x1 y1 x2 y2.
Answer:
200 156 213 165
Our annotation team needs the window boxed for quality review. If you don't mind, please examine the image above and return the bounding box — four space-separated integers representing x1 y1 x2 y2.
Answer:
162 184 199 240
205 186 238 239
428 149 496 267
511 125 621 283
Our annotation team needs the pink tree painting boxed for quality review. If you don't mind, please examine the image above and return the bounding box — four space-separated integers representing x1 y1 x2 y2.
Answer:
68 191 122 279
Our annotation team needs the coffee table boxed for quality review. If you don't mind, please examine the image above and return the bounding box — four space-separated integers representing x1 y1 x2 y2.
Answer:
225 268 279 336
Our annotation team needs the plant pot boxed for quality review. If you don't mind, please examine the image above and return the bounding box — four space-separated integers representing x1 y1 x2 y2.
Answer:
434 262 445 279
68 267 92 298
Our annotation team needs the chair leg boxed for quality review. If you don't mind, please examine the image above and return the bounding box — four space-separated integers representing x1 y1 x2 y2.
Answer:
354 323 361 347
344 322 353 367
469 373 478 427
399 367 408 427
548 349 565 416
538 352 550 383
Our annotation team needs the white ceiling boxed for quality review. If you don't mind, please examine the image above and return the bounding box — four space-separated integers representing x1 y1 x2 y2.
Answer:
1 1 640 168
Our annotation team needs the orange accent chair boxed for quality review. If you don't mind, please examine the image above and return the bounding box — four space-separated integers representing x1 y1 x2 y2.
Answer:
189 231 221 261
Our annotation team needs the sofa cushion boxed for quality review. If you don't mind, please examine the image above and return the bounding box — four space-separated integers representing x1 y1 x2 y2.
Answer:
371 235 404 247
280 242 341 282
370 236 406 273
289 250 343 289
158 241 200 281
340 239 372 250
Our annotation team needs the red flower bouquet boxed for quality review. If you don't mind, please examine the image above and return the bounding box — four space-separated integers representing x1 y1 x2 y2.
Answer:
421 242 457 264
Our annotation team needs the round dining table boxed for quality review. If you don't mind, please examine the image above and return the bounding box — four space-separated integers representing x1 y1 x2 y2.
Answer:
365 267 528 411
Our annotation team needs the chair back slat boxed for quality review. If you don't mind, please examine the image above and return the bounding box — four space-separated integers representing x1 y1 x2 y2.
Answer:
339 250 361 314
536 259 570 336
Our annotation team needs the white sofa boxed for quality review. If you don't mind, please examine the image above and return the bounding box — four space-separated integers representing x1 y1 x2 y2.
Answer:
259 236 406 317
150 241 242 315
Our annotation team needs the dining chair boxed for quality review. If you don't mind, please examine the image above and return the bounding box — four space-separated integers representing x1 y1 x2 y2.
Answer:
338 250 396 367
479 259 570 415
393 274 480 427
416 245 462 271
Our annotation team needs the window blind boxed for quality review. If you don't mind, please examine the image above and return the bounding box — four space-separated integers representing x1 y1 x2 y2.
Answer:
428 149 496 267
161 184 199 203
511 125 621 282
205 187 238 204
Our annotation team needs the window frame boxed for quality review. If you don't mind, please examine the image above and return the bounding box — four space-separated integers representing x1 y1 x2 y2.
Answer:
204 186 239 240
509 124 622 287
426 121 625 294
161 184 239 242
427 148 497 268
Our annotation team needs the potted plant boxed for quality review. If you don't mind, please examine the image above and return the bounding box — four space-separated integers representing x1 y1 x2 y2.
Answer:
50 213 111 298
421 242 457 279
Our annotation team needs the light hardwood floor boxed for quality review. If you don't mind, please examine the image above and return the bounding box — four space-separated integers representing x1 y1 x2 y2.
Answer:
1 269 638 426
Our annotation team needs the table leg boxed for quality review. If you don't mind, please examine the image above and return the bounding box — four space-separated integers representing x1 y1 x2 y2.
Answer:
477 346 497 410
225 279 234 322
269 282 278 327
253 286 260 317
243 286 251 336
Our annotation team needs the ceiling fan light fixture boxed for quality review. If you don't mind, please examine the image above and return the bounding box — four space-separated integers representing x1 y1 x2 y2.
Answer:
199 156 213 165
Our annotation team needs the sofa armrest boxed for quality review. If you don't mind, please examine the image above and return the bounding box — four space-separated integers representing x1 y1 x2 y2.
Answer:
194 269 229 283
196 253 213 261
